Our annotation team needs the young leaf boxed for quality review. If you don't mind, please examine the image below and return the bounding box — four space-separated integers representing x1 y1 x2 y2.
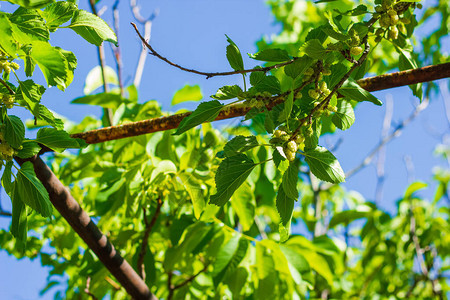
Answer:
69 9 118 46
42 1 76 32
332 100 355 130
284 56 313 80
4 115 25 149
71 92 127 109
211 85 243 100
282 160 299 200
9 7 50 41
172 84 203 105
16 141 41 159
223 136 259 157
6 0 54 9
248 48 291 62
339 78 382 106
84 65 118 95
210 154 257 206
174 100 223 135
300 39 327 59
303 146 345 183
35 128 86 152
225 35 244 71
11 184 28 246
18 80 46 116
16 161 52 217
276 185 295 226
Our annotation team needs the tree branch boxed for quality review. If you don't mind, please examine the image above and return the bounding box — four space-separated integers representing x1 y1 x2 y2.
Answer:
167 263 209 300
131 22 300 79
14 155 157 300
0 78 15 95
137 197 163 280
69 62 450 145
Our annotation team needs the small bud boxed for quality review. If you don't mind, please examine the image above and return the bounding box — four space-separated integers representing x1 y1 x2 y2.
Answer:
320 81 327 92
417 3 422 9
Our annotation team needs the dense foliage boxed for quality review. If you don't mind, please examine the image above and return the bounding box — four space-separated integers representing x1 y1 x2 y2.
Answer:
0 0 448 299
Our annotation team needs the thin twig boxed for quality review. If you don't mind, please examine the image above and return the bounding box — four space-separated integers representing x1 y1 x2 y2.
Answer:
137 197 163 280
84 277 99 300
111 0 124 97
0 78 15 95
167 264 209 300
345 98 429 179
0 211 12 217
253 216 268 239
89 0 114 126
131 22 300 79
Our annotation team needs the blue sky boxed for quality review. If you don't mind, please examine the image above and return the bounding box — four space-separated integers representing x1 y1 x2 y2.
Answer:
0 0 448 298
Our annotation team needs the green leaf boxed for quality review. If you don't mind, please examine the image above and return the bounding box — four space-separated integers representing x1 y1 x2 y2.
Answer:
1 161 13 196
16 161 52 217
284 56 313 80
9 7 49 41
223 136 259 157
16 141 41 159
304 120 321 150
397 47 422 100
84 65 118 95
6 0 54 9
0 13 18 57
256 75 281 95
248 48 291 62
18 80 45 116
231 182 255 232
69 9 118 46
321 24 348 41
213 235 248 283
300 39 327 59
304 146 345 183
174 100 223 135
172 84 203 105
329 208 371 228
404 181 427 199
35 128 86 152
28 41 69 90
57 48 76 87
11 184 28 246
150 160 177 183
250 70 265 86
282 160 299 200
35 105 64 130
72 92 127 109
339 78 382 106
4 115 25 148
210 154 257 206
332 100 355 130
211 85 243 100
179 174 204 220
264 109 275 134
225 35 244 71
42 1 76 32
276 185 295 226
278 91 294 122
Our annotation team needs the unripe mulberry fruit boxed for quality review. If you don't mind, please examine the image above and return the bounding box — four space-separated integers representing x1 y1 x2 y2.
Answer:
350 46 363 56
388 26 399 40
10 62 19 70
287 140 298 152
304 67 314 76
380 14 391 28
390 14 399 25
387 9 397 16
308 89 320 99
285 149 296 162
399 17 410 24
320 81 328 92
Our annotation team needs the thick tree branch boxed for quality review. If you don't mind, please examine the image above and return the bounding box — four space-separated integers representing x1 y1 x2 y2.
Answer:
14 156 157 300
70 63 450 145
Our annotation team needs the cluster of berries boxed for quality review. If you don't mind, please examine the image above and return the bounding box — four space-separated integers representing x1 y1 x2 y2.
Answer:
0 51 19 77
245 91 272 109
271 128 305 161
326 29 363 57
0 132 16 162
374 0 417 41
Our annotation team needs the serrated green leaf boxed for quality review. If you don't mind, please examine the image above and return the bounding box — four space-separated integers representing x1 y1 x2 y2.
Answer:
304 146 345 183
35 128 86 152
321 24 348 41
211 85 243 100
6 0 54 9
225 35 244 71
34 105 64 130
174 100 223 135
11 183 27 247
223 136 259 157
16 161 52 217
300 39 327 59
42 1 76 32
284 56 313 80
276 184 295 226
250 70 265 86
69 9 118 46
179 174 204 220
9 7 49 41
18 80 45 116
172 84 203 105
248 48 291 62
327 63 348 89
72 92 127 109
4 115 25 148
282 160 299 200
16 141 41 159
84 65 118 95
56 48 76 87
332 100 355 130
256 75 281 95
339 78 382 106
210 154 257 206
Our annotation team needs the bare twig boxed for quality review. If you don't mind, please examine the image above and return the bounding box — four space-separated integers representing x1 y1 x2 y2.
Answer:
89 0 114 126
375 95 393 204
111 0 124 97
0 211 11 217
0 78 15 95
167 264 209 300
253 216 268 239
84 277 99 300
131 23 300 79
137 197 163 280
346 98 429 179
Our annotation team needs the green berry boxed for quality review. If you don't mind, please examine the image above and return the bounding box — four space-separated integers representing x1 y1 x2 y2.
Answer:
375 5 383 12
388 26 399 40
390 14 399 25
374 35 383 43
285 149 296 162
308 89 319 99
304 67 314 76
10 62 19 70
287 140 298 152
350 46 363 56
320 81 328 92
417 3 422 9
400 17 410 24
387 9 397 16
